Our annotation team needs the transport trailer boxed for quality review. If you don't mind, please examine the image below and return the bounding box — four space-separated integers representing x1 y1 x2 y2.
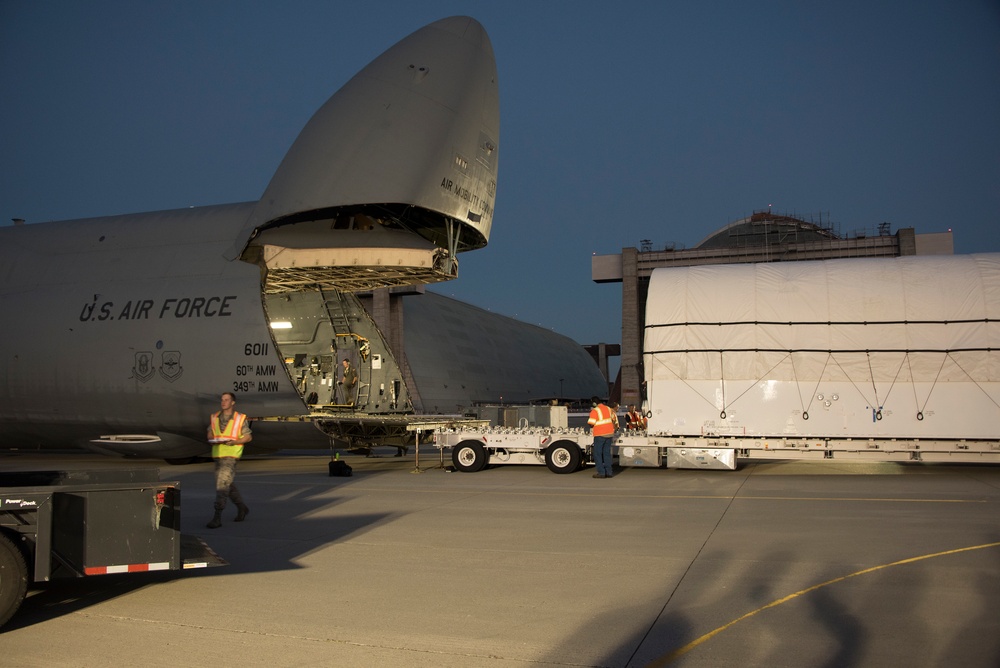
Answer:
435 424 1000 473
0 467 225 629
433 403 741 473
432 406 741 473
615 434 1000 468
433 426 740 473
435 426 596 473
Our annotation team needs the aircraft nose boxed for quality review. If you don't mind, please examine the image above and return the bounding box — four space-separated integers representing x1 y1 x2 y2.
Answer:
227 16 501 289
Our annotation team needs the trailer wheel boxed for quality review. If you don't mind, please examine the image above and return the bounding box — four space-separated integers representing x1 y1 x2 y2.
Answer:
545 440 582 474
452 441 488 472
0 533 28 629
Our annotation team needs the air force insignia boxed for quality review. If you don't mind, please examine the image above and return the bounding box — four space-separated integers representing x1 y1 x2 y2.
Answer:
159 350 183 382
133 351 155 382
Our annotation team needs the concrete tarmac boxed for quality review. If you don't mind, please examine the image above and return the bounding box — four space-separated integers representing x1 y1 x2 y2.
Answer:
2 450 999 667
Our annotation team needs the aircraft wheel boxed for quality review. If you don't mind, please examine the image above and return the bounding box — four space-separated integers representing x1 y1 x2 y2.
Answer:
545 440 582 474
452 441 488 472
0 532 28 629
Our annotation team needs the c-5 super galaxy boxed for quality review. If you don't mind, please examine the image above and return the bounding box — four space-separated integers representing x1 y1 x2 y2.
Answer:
0 17 499 459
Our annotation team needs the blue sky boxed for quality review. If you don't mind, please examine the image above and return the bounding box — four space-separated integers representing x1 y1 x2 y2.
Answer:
2 1 998 354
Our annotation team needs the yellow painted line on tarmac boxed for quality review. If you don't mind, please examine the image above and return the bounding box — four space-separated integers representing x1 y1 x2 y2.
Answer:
648 541 1000 666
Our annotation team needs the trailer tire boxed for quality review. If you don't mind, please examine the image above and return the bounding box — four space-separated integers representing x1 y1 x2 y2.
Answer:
545 440 582 474
0 532 28 629
452 441 488 472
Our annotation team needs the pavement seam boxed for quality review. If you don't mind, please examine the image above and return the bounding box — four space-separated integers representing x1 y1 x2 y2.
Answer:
646 540 1000 666
624 468 755 666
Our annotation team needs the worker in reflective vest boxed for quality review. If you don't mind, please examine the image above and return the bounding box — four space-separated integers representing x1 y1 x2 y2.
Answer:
626 405 647 431
588 396 618 479
206 392 252 528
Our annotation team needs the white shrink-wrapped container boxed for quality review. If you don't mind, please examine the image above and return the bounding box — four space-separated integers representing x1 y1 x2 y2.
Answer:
643 254 1000 440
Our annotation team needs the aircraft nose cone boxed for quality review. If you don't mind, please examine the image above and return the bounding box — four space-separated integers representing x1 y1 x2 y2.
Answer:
229 16 500 260
430 15 491 48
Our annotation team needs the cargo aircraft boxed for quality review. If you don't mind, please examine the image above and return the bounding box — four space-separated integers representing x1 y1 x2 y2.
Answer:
0 16 500 460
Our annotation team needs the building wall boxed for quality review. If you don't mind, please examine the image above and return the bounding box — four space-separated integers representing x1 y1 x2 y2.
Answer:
914 232 955 255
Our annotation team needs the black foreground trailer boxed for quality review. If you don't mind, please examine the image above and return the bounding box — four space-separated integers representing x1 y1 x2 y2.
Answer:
0 468 225 629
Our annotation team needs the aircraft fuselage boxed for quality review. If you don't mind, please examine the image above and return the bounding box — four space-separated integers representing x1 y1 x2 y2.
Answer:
0 204 307 456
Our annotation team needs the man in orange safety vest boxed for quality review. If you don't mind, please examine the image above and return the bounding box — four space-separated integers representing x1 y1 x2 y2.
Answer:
588 396 618 479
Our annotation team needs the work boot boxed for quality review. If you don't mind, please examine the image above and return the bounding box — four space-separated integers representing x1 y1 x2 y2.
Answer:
234 503 250 522
206 510 222 529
